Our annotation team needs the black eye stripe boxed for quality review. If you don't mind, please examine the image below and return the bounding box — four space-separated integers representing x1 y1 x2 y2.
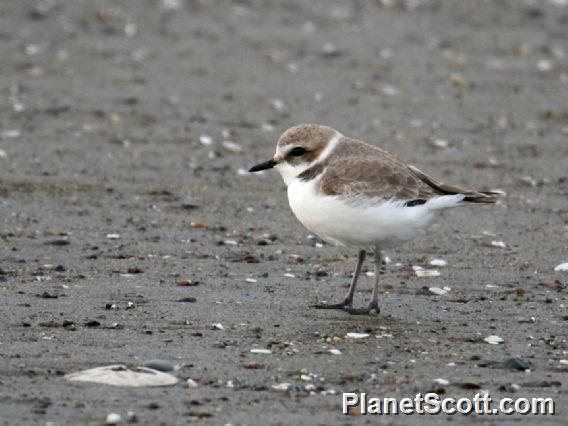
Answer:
290 147 307 157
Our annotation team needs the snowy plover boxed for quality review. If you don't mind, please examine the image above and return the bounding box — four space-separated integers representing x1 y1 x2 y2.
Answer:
249 124 497 315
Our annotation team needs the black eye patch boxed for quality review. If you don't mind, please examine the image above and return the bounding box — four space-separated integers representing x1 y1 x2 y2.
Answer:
290 147 307 157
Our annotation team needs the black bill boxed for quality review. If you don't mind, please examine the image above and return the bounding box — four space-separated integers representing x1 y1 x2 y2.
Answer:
249 159 277 172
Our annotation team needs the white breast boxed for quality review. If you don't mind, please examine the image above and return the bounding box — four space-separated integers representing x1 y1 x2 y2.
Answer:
287 178 451 249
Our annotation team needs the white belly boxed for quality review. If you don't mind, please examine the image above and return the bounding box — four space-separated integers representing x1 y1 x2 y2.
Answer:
287 178 441 248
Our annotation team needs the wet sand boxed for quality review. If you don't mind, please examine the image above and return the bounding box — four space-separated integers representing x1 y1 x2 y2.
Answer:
0 1 567 424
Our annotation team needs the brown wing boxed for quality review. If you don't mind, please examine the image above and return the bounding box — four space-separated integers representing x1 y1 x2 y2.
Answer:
317 142 439 202
317 137 497 204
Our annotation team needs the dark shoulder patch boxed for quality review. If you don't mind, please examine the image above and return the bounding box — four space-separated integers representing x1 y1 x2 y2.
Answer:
298 163 326 181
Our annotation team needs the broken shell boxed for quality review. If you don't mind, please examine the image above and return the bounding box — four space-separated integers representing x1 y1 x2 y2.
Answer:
346 332 369 339
222 141 242 154
105 413 122 424
491 241 506 248
65 365 178 387
199 135 213 146
416 269 441 277
250 348 271 354
272 383 291 391
484 335 504 345
428 287 447 296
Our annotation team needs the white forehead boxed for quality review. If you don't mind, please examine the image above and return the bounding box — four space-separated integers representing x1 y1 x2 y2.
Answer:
274 131 343 186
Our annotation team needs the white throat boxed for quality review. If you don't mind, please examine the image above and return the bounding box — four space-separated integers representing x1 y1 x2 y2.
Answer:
276 131 343 186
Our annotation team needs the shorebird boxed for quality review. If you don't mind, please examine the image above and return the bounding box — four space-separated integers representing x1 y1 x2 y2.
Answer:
249 124 497 314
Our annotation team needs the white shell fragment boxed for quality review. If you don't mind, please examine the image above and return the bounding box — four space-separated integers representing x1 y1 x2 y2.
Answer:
431 138 449 148
429 258 447 267
491 241 506 248
199 134 213 146
554 263 568 272
416 269 441 277
106 233 120 239
433 378 450 386
250 348 272 354
222 141 242 154
272 383 291 391
484 335 504 345
346 332 370 339
1 129 21 139
186 378 199 389
105 413 122 424
329 348 342 355
212 323 224 330
428 287 447 296
65 365 178 387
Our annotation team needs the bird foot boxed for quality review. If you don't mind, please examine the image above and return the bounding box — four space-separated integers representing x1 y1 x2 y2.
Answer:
343 301 380 316
311 300 352 310
311 300 380 315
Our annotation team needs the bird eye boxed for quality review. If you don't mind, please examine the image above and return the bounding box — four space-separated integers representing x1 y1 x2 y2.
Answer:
290 147 307 157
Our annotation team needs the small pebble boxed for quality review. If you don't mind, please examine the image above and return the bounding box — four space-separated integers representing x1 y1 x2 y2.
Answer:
186 378 198 389
537 59 553 72
270 98 285 112
321 42 342 57
502 357 529 371
382 84 399 96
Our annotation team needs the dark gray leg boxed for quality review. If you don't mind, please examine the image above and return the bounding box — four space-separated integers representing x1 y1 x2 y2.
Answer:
344 248 382 315
312 250 366 310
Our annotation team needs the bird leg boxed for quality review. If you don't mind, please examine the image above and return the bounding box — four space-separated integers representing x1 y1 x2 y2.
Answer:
312 250 366 310
343 248 382 315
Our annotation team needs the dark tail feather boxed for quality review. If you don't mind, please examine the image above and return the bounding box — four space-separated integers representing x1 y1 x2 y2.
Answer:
463 191 499 204
408 165 500 205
